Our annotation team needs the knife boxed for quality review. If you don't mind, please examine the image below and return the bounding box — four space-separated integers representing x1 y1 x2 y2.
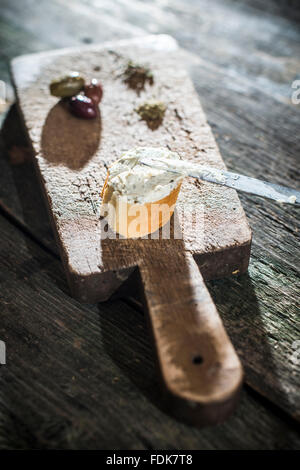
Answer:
140 157 300 205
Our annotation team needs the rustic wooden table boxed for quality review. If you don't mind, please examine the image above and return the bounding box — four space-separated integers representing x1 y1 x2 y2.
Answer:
0 0 299 450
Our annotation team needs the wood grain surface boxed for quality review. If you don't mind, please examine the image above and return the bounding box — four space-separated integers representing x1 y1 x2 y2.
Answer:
0 0 299 449
10 36 252 424
11 36 251 302
0 212 299 449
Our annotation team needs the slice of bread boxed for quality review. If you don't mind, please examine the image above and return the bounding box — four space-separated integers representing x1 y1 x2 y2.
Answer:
101 147 183 238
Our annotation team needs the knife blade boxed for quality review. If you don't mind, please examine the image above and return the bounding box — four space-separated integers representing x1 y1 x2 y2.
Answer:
139 157 300 205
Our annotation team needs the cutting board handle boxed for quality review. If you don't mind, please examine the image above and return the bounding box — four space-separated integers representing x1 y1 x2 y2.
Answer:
138 246 243 426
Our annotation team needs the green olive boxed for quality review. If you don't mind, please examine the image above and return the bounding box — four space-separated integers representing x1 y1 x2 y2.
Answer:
49 72 85 98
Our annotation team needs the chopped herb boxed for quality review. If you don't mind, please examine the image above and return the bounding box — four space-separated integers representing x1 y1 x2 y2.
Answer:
135 100 166 130
123 61 154 93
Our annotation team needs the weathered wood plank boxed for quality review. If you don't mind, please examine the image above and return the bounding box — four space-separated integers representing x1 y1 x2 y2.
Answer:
0 105 56 253
10 36 253 424
10 38 251 301
187 56 300 420
0 213 299 449
0 0 299 433
1 70 299 421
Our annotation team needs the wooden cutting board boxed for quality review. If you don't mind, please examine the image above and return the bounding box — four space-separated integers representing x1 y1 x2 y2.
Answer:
11 35 252 426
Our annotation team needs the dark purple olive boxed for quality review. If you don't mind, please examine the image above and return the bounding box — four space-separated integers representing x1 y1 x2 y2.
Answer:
84 78 103 105
69 94 97 119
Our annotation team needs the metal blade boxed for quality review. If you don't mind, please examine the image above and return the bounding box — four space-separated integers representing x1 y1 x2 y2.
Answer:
139 158 300 205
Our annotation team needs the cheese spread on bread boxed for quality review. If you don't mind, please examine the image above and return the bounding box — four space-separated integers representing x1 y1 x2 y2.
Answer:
106 147 183 204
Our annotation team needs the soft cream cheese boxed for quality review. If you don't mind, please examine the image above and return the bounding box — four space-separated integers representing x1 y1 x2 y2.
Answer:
141 157 227 183
107 147 183 203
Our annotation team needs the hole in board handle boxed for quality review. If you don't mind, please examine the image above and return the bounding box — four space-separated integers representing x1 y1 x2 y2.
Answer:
193 355 203 365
